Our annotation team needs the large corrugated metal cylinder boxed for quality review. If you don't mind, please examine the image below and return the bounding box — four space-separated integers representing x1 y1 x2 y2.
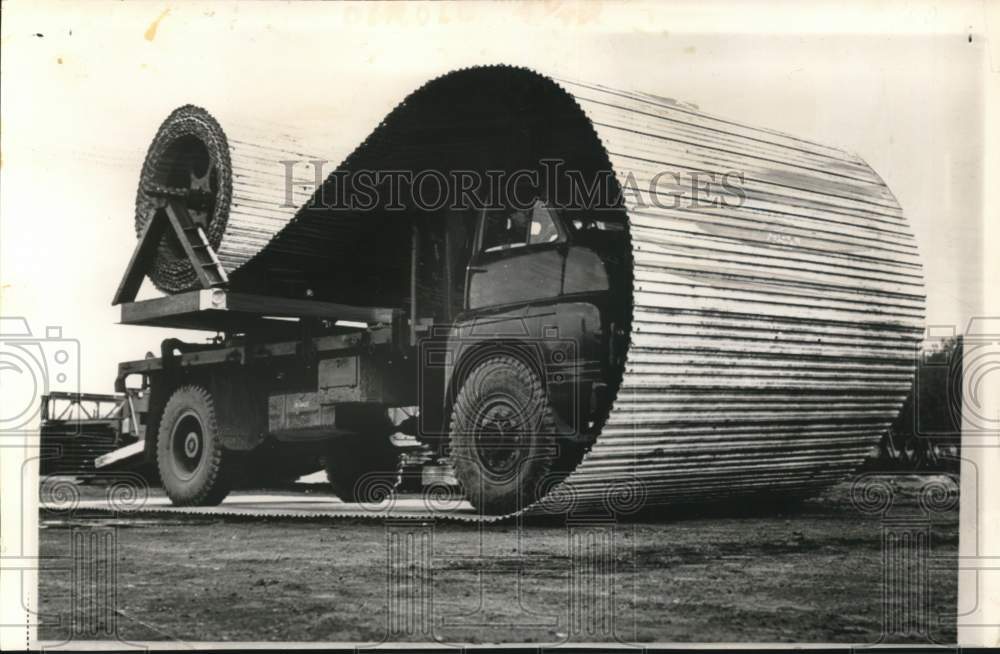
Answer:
134 105 320 292
548 76 925 513
229 66 925 516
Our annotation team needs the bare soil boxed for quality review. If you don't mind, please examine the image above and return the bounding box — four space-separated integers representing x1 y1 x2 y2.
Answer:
38 474 958 645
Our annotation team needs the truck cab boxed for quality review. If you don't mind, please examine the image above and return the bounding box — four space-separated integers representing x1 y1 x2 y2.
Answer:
410 198 628 513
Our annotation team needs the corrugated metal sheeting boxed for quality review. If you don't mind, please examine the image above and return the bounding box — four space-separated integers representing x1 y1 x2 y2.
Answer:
530 76 924 515
139 67 924 517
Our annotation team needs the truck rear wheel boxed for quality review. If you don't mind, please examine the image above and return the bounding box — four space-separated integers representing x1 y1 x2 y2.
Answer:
323 434 399 503
156 384 232 506
448 355 557 515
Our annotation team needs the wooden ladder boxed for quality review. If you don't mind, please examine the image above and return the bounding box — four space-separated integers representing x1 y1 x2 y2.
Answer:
113 196 229 305
164 201 229 289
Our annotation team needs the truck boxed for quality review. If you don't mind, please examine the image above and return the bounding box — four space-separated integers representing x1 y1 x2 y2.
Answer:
110 196 624 514
75 66 926 518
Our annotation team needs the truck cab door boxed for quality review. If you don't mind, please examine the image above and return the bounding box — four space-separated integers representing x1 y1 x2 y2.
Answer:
465 201 567 312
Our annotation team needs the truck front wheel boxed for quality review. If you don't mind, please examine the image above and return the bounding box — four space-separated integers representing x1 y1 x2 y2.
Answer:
156 384 232 506
448 355 557 515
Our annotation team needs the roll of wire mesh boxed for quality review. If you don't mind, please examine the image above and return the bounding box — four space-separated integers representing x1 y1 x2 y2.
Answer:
133 105 320 293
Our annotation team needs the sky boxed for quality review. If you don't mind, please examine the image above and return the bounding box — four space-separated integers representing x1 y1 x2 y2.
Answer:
0 0 992 398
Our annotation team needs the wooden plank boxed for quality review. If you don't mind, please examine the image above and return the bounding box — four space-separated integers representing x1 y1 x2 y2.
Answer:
94 440 145 469
119 289 402 331
223 292 401 324
112 208 169 305
120 290 205 324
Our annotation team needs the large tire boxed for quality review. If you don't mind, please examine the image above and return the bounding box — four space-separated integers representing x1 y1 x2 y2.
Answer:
323 433 399 503
448 355 558 515
156 385 232 506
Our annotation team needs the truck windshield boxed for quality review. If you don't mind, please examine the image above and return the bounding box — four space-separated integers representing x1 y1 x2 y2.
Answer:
482 201 565 253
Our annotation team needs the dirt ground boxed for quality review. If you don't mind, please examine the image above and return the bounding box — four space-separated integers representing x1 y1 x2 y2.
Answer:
38 474 958 645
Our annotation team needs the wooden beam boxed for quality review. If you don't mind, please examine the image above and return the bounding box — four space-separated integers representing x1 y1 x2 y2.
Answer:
120 290 205 324
162 202 227 289
119 289 403 331
112 209 169 305
223 292 402 325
